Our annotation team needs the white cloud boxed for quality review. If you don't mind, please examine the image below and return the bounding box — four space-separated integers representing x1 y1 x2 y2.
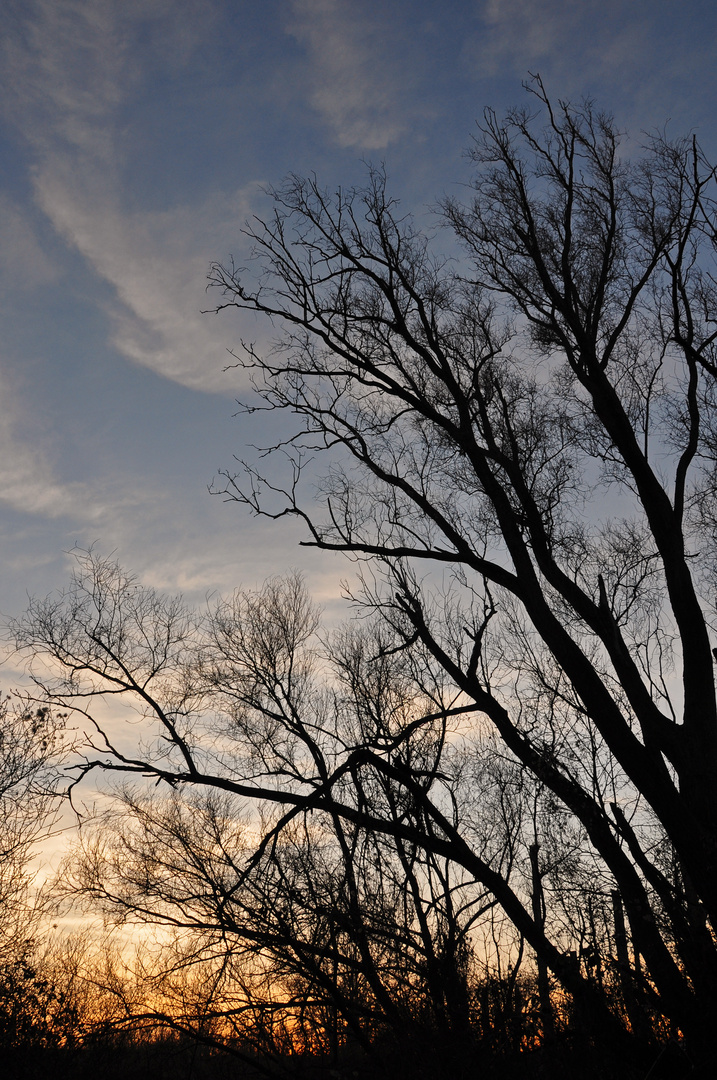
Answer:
2 0 260 393
0 194 58 290
0 366 121 521
0 0 373 620
474 0 658 97
287 0 408 149
0 366 341 609
0 354 342 610
4 0 140 161
479 0 582 70
33 165 262 392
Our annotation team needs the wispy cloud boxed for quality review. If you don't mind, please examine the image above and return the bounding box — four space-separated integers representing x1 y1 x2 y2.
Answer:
0 193 58 291
287 0 409 149
477 0 588 74
33 167 261 392
0 1 343 607
4 0 141 161
0 366 124 522
0 366 244 604
473 0 683 113
0 359 340 606
2 0 258 393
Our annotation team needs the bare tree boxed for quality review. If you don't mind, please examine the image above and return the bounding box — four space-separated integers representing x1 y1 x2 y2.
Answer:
14 557 511 1071
13 80 717 1069
203 80 717 1060
0 695 66 1050
0 698 61 956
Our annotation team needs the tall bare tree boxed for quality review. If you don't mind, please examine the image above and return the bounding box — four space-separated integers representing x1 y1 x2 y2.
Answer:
13 81 717 1070
204 79 717 1060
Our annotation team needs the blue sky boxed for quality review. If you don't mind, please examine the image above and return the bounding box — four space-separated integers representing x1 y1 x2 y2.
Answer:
1 0 716 647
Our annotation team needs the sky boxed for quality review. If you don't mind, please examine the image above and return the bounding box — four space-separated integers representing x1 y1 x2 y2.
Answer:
1 0 717 661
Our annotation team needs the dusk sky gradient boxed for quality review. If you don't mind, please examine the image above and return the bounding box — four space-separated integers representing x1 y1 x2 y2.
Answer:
1 0 717 663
